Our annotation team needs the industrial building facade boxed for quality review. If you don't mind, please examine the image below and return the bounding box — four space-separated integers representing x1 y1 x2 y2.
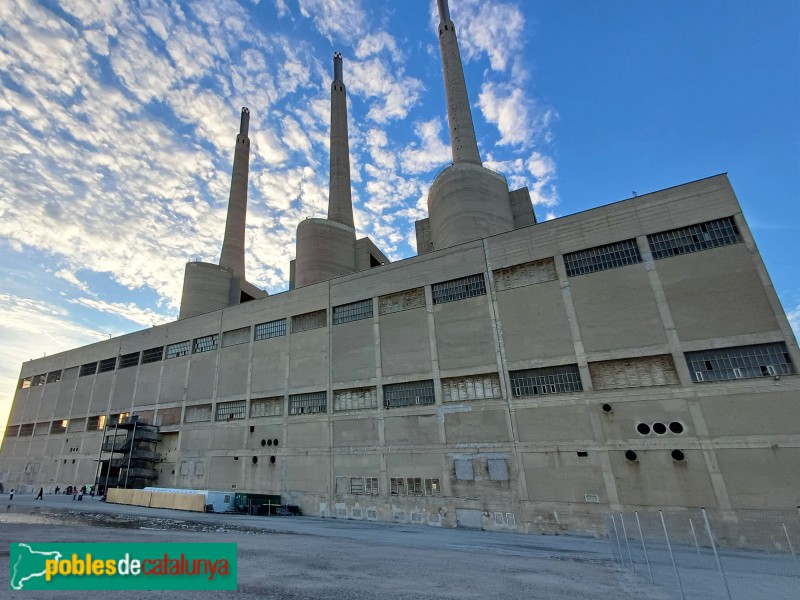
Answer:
1 1 798 533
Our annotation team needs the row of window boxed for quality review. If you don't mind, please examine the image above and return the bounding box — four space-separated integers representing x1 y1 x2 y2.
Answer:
6 413 129 439
563 216 742 277
8 343 795 438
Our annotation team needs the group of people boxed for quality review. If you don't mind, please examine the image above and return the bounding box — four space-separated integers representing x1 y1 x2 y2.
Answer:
8 484 95 501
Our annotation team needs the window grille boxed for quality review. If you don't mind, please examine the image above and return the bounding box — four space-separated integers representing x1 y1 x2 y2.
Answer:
46 370 62 384
509 364 583 396
383 380 435 409
250 397 283 418
62 366 79 380
216 400 246 421
506 513 517 526
648 217 742 259
18 377 31 389
254 319 286 341
424 478 441 497
79 362 97 377
350 477 365 495
288 391 327 415
432 274 486 304
365 477 379 495
564 239 641 276
165 341 190 359
222 326 251 347
685 342 795 383
406 477 423 496
108 412 128 426
193 334 219 354
494 512 504 525
488 458 509 481
98 357 116 373
141 346 164 364
291 310 326 333
333 299 373 324
50 419 68 434
31 373 46 386
119 352 140 369
87 415 107 431
454 458 475 481
390 477 406 496
18 423 34 436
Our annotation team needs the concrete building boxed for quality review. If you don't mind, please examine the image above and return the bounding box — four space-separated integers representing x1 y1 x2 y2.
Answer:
1 0 797 533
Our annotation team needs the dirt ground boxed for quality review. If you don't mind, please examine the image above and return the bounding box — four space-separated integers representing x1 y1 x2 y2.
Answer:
1 493 667 599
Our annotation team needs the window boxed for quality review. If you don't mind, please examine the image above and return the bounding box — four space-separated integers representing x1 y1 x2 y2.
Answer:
493 258 557 291
184 403 212 423
589 355 679 390
454 458 474 481
108 412 128 426
383 380 435 409
365 477 379 495
141 346 164 364
18 376 31 389
61 366 79 380
165 341 190 359
98 357 117 373
222 326 251 347
407 477 423 496
424 478 441 497
119 352 140 369
379 287 425 315
390 477 406 496
5 424 19 438
333 387 377 411
564 239 641 276
350 477 365 495
686 342 795 383
488 458 509 481
288 391 327 415
78 362 97 377
87 415 107 431
291 310 326 333
441 373 502 402
254 319 286 341
193 334 219 354
31 373 46 386
432 274 486 304
46 370 62 384
250 397 283 418
509 364 583 396
216 400 246 421
648 217 742 259
50 419 68 434
18 423 34 436
333 299 373 324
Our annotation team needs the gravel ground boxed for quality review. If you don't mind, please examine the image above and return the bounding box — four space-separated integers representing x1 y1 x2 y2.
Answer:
1 494 668 599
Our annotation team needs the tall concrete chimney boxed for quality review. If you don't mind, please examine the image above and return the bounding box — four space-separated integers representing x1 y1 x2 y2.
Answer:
437 0 481 165
327 52 354 228
218 107 251 279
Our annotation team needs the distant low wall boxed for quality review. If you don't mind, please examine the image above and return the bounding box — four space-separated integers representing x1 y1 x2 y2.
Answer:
106 488 205 512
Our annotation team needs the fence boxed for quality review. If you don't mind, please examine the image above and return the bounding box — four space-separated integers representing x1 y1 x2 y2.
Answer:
606 508 800 600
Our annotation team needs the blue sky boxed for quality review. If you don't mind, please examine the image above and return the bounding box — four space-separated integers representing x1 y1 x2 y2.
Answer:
0 0 798 432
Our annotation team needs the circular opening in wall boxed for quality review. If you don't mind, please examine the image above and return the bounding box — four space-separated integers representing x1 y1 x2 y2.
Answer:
252 456 258 464
273 439 279 447
269 455 276 464
261 439 266 447
266 439 272 446
671 450 685 462
625 450 638 462
601 403 612 413
652 422 667 435
669 422 684 434
636 423 651 435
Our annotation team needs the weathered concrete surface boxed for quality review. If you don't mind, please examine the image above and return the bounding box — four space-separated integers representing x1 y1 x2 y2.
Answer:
0 495 666 600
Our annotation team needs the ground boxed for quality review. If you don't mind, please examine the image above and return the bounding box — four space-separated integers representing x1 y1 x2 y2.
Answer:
0 493 666 599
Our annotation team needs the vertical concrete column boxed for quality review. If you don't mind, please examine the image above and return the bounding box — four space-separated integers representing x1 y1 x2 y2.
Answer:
327 53 355 228
219 108 251 279
437 0 481 165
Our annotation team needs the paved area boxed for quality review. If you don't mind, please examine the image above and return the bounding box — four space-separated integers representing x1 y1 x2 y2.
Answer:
0 493 667 599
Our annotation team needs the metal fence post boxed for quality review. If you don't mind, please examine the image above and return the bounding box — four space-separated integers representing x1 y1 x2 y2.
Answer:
611 513 624 566
701 507 732 600
660 510 686 600
782 522 796 563
689 518 701 557
619 513 635 572
635 511 654 584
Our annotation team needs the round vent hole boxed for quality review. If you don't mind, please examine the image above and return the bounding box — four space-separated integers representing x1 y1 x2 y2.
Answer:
652 422 667 435
636 423 651 435
625 450 638 462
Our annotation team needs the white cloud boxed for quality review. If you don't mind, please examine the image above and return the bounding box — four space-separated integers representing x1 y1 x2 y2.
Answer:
355 32 401 62
67 297 171 328
401 119 450 174
787 304 800 340
297 0 366 43
477 82 533 147
347 58 424 123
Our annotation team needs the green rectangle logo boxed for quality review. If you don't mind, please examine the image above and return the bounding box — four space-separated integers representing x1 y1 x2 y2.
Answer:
10 543 237 590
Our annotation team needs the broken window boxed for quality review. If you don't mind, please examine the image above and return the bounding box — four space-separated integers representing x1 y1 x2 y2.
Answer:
350 477 364 495
424 478 441 496
390 477 405 496
564 238 641 276
383 380 435 408
333 299 373 324
365 477 379 495
288 391 327 415
648 217 741 259
193 334 219 354
407 477 423 496
686 342 795 382
432 274 486 304
165 341 190 359
509 364 583 396
216 400 246 421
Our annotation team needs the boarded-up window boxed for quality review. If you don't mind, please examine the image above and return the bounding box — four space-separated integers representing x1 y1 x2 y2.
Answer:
157 407 181 426
62 366 79 381
223 327 251 347
184 403 212 423
67 419 86 433
33 421 49 435
509 364 583 396
455 458 475 481
379 287 425 315
441 373 502 402
333 387 377 411
291 309 326 333
493 258 557 291
488 458 509 481
250 397 283 418
589 355 679 390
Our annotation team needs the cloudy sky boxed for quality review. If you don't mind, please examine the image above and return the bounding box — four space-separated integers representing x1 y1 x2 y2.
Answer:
1 0 798 433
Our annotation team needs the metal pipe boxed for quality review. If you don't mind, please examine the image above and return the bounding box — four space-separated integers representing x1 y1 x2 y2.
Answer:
124 420 137 489
689 518 701 557
782 522 796 563
635 511 654 583
103 422 118 495
93 421 106 492
619 513 635 572
611 514 624 565
660 510 686 600
701 508 732 600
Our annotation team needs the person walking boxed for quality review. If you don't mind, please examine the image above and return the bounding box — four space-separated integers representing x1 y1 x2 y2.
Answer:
54 485 60 495
36 487 43 500
9 488 14 501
